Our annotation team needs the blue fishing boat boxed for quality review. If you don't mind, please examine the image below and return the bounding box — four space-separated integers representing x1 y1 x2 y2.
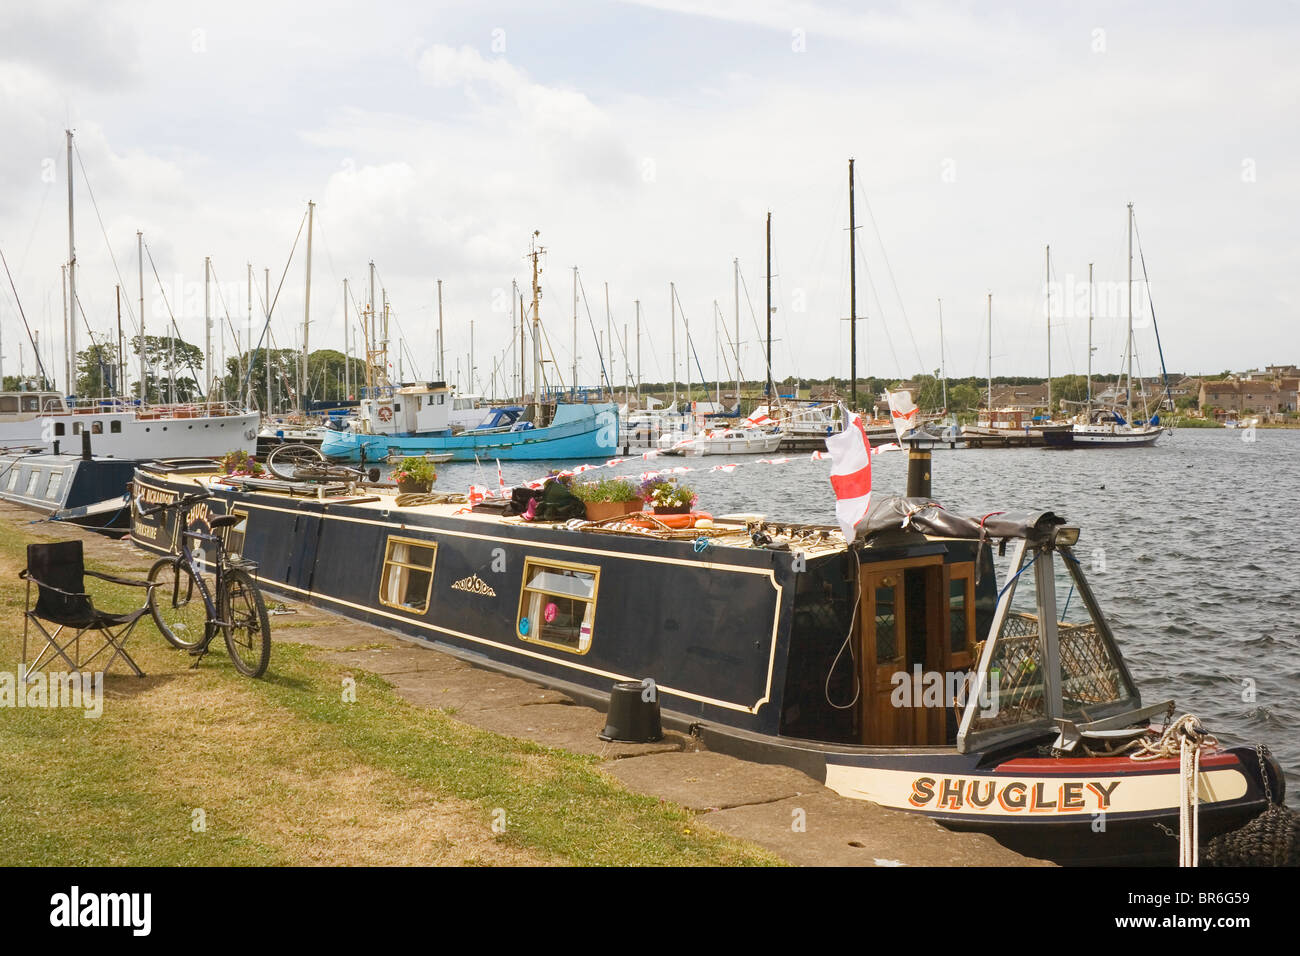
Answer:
318 384 618 462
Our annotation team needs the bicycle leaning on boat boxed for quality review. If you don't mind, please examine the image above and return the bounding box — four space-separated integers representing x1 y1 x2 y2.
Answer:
137 489 272 678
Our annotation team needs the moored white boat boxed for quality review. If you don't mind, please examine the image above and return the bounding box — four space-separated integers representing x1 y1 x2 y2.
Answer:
0 391 258 458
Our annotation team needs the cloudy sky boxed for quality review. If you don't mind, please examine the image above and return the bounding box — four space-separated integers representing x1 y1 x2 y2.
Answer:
2 0 1296 397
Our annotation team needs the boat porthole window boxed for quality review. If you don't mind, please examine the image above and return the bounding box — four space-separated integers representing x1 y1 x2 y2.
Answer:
145 427 150 432
111 421 121 433
516 558 599 654
378 536 437 614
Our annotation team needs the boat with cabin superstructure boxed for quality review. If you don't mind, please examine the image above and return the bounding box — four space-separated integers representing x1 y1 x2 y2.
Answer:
128 457 1286 865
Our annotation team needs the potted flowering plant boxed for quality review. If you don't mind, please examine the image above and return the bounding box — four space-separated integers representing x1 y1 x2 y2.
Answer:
572 478 643 521
392 456 437 493
219 450 262 477
638 477 698 515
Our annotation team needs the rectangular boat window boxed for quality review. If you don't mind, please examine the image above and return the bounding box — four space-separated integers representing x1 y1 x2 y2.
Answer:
21 396 39 413
42 396 63 412
92 421 103 434
378 536 437 614
46 470 63 499
54 422 66 436
72 422 82 435
6 468 19 490
874 581 899 664
949 567 976 656
0 396 18 413
517 559 599 654
26 470 41 496
110 421 121 433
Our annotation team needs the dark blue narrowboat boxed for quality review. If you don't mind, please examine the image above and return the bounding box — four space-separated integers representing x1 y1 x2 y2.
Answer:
0 449 137 534
128 461 1286 865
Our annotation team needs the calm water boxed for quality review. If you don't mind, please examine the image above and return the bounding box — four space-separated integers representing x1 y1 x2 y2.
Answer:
433 428 1300 806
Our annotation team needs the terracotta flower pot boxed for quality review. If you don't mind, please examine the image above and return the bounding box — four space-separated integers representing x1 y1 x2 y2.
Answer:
585 499 642 521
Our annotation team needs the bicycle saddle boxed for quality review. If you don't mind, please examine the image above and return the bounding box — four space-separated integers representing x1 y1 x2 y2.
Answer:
209 514 243 529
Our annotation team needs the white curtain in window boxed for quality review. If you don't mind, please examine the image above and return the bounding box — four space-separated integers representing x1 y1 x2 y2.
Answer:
387 542 410 606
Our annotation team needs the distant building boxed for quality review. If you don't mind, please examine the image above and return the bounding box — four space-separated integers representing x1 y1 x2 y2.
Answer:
1198 379 1282 419
982 384 1049 411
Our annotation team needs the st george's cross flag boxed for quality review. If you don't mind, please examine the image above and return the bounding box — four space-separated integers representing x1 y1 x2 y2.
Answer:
888 389 919 442
825 408 873 542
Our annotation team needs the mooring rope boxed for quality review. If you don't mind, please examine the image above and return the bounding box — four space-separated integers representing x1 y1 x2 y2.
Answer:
1130 713 1214 866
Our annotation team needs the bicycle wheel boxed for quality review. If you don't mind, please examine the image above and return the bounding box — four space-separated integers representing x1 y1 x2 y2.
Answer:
266 443 326 481
221 568 271 678
147 557 209 651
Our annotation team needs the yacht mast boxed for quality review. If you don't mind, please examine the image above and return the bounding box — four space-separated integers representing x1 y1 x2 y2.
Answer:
301 200 314 412
138 232 145 402
635 299 641 404
938 298 947 414
986 292 993 411
765 212 773 402
204 256 211 399
61 264 69 392
1045 244 1052 417
265 267 271 413
604 281 612 399
848 158 857 411
343 278 350 399
670 282 677 410
529 232 544 422
437 278 444 381
66 130 76 399
1126 202 1134 422
732 258 740 406
1087 262 1094 410
577 264 582 395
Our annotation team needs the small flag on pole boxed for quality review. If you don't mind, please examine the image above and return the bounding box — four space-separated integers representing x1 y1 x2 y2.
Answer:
497 460 506 494
887 390 919 442
826 408 873 543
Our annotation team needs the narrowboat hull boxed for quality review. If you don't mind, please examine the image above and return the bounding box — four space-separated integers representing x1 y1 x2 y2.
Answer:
1 452 137 533
127 466 1282 865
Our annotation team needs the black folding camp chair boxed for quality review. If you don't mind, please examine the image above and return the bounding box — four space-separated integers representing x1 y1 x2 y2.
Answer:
20 540 156 679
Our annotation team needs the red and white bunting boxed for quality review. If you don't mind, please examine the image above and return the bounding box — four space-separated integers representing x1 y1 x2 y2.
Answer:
825 412 873 542
810 450 829 461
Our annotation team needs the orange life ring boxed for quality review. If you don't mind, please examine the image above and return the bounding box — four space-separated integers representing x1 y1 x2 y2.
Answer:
624 511 712 530
378 406 393 422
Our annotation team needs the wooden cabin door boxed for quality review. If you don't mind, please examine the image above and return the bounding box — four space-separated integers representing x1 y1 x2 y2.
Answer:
860 556 945 746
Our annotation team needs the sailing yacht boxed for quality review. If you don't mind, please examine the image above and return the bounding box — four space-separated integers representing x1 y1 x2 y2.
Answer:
1044 204 1168 449
3 130 258 458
